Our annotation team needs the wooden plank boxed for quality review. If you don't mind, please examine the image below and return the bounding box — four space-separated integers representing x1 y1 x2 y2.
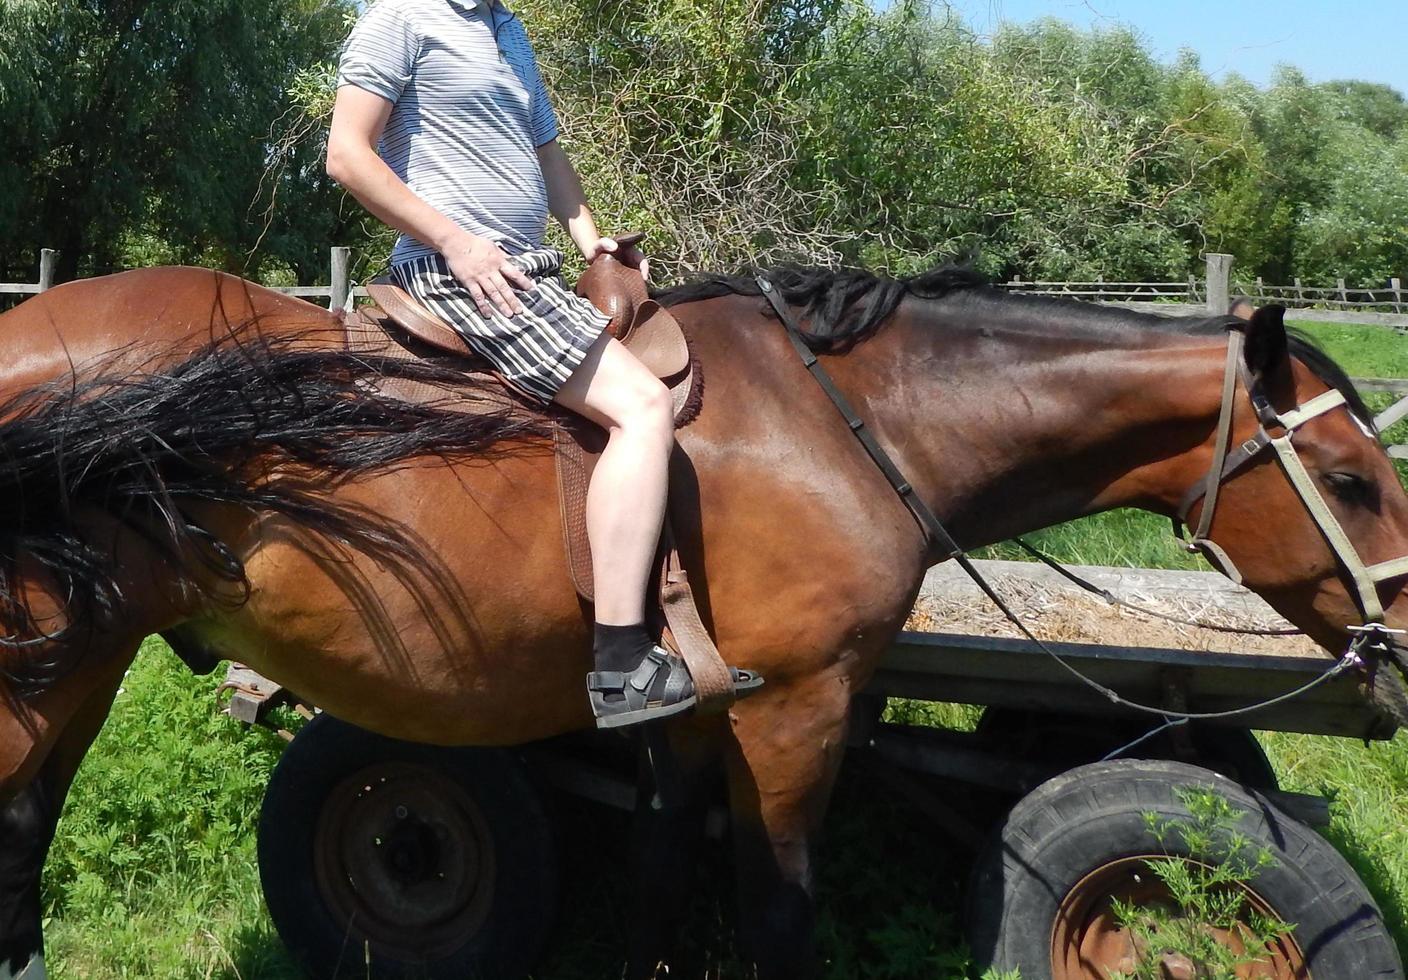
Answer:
329 246 350 312
1206 253 1233 315
1280 309 1408 329
267 286 332 296
0 284 41 294
1390 445 1408 460
1354 378 1408 394
1008 282 1187 289
1374 395 1408 432
869 631 1394 740
38 249 56 292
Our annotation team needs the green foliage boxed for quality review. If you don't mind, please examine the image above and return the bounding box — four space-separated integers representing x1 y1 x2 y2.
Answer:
6 1 1408 285
43 638 293 978
0 0 359 284
1108 789 1292 980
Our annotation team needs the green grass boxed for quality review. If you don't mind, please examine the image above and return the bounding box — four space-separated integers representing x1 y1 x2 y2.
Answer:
36 319 1408 978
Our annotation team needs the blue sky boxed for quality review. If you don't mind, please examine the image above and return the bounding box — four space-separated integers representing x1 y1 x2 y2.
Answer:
896 1 1407 96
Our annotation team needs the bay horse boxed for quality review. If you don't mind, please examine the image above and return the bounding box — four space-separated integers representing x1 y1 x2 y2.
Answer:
1 263 1407 979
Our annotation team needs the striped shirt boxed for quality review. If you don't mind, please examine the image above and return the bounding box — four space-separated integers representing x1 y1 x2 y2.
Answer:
337 0 560 265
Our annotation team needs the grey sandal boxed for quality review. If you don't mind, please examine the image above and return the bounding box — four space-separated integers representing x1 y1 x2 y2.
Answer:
587 646 763 729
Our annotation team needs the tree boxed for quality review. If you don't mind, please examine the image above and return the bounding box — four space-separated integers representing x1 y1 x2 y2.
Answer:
0 0 357 283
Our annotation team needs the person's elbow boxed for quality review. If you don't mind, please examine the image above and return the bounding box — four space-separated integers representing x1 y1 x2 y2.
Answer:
325 137 355 187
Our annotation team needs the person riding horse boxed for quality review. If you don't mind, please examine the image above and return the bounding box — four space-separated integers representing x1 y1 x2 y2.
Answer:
326 0 760 727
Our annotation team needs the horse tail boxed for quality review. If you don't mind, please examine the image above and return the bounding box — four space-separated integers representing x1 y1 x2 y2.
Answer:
0 324 547 692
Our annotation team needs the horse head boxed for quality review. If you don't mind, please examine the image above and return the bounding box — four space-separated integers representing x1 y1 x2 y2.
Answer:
1168 304 1408 657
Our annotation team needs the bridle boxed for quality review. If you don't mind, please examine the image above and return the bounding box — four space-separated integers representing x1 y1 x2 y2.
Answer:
758 274 1408 717
1175 323 1408 635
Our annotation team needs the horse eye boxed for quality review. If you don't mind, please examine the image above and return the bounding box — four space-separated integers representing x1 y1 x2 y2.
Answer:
1323 471 1372 504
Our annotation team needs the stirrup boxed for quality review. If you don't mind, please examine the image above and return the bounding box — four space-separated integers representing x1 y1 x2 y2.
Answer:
587 646 762 730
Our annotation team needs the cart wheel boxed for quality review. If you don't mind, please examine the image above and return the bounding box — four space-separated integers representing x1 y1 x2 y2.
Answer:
258 713 556 979
967 759 1402 979
974 707 1279 788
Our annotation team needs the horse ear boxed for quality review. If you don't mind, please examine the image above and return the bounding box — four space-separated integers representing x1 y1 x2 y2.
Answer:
1243 304 1288 378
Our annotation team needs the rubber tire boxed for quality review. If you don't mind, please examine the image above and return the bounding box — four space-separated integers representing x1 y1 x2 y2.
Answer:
257 713 557 979
975 708 1280 789
966 759 1403 979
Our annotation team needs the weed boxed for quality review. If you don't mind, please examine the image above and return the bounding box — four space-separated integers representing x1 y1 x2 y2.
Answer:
1108 789 1292 980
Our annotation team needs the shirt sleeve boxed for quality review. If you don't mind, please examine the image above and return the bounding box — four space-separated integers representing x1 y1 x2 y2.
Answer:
520 32 560 146
337 1 421 105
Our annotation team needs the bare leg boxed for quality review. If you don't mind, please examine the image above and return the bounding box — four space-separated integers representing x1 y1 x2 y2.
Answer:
552 334 674 625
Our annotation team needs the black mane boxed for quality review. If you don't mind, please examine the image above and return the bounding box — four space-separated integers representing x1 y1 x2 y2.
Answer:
656 262 990 353
657 262 1377 431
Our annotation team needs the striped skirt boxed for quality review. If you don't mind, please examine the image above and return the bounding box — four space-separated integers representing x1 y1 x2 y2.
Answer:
392 247 610 403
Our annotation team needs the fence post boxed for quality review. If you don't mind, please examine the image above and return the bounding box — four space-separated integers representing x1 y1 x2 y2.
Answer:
38 249 57 292
1294 277 1304 303
329 247 350 312
1393 277 1403 312
1337 278 1348 304
1205 253 1233 315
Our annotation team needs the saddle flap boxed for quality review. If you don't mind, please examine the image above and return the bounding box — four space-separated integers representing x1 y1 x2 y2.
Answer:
366 276 474 357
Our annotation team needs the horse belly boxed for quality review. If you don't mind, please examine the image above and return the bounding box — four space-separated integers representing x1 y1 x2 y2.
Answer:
198 458 597 745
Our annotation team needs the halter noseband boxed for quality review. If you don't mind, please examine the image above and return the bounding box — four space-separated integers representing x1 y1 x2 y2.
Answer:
1175 325 1408 626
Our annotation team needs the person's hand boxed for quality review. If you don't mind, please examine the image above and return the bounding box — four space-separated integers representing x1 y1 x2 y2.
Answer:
584 237 650 282
443 232 533 317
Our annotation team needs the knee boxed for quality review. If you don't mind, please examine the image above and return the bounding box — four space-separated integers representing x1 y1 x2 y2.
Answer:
618 379 675 442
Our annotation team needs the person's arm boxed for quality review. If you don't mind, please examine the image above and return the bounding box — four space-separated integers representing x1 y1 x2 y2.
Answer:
326 85 530 317
538 139 649 281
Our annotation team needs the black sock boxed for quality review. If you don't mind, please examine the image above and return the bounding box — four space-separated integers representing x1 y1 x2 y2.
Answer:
593 622 655 674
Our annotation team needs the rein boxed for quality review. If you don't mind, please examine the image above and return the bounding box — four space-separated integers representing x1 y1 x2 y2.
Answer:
756 275 1408 722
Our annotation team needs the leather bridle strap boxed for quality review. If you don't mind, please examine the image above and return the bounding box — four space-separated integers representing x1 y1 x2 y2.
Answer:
1173 332 1252 580
1192 331 1244 548
757 276 959 563
1176 328 1408 625
1266 417 1408 625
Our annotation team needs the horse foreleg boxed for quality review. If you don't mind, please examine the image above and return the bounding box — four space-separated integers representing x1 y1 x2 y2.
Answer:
0 645 134 979
725 672 853 979
624 720 725 980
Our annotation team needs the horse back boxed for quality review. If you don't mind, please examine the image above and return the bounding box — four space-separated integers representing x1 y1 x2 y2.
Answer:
0 266 341 400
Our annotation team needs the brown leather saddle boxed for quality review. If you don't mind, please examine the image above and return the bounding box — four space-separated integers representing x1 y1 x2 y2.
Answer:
350 234 735 711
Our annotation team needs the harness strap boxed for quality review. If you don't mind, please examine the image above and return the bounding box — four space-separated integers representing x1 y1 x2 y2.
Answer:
659 523 738 713
756 276 959 563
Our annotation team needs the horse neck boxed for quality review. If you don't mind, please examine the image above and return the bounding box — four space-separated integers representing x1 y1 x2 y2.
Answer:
825 297 1230 552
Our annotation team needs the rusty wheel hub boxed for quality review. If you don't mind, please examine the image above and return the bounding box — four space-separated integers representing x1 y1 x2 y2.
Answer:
1051 856 1309 979
313 760 495 959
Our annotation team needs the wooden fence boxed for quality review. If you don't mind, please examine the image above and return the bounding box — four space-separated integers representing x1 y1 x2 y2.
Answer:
1 247 366 311
1001 253 1408 330
2 246 1405 453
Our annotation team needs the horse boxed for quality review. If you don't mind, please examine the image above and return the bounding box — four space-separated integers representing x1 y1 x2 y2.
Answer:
1 262 1406 979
